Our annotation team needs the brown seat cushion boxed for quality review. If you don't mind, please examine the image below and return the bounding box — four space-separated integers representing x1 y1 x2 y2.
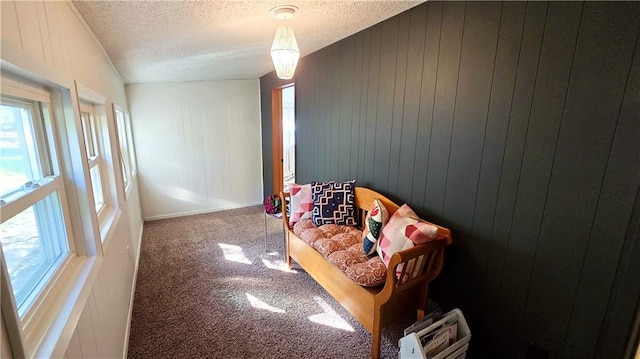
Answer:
292 220 386 287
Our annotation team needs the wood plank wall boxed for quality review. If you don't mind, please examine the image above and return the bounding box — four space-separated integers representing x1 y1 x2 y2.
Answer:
260 1 640 357
1 1 143 357
126 81 263 220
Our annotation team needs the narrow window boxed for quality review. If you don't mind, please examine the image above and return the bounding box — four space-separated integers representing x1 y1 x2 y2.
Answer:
114 105 136 194
79 104 106 215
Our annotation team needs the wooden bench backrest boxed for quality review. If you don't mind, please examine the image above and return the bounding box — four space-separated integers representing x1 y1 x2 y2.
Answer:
354 187 400 216
353 187 452 243
281 186 451 242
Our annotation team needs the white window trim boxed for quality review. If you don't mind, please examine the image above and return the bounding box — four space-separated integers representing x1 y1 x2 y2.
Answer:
80 105 106 212
24 255 101 358
1 72 102 359
113 104 136 198
0 92 79 320
76 82 120 251
1 177 61 224
124 110 137 177
80 106 106 216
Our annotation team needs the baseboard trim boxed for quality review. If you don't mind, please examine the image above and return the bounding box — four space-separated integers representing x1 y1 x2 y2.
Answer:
122 222 144 359
143 202 263 221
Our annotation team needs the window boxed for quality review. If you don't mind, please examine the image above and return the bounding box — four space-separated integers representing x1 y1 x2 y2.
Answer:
76 83 119 246
124 111 137 175
79 103 106 215
114 105 136 194
1 72 104 359
0 97 73 318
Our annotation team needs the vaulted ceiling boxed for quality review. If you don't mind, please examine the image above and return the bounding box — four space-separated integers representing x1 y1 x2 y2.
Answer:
73 1 425 84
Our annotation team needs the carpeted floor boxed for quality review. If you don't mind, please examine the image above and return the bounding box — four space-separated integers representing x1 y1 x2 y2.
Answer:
127 205 416 358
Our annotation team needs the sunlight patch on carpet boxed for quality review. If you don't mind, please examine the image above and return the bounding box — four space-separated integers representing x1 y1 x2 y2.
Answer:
246 293 286 313
308 296 354 332
218 243 252 264
261 257 298 273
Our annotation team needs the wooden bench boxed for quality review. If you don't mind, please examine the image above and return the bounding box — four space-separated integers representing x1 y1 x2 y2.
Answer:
280 187 451 359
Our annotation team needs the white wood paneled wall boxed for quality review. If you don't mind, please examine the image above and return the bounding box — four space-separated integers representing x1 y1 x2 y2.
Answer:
1 1 143 358
1 1 127 106
66 214 137 359
1 319 12 359
126 80 264 220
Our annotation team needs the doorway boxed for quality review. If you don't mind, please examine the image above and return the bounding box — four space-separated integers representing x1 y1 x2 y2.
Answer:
282 86 295 187
271 84 295 194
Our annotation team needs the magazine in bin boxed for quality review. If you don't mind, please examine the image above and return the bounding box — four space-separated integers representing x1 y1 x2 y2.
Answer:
398 308 471 359
404 308 443 336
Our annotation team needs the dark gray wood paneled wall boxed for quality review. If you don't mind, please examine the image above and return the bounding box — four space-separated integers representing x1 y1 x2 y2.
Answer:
260 1 640 357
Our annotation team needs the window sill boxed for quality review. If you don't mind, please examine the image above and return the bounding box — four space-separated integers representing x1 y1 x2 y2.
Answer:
99 206 121 254
27 255 102 358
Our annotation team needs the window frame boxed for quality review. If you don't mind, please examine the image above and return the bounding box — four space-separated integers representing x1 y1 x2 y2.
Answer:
0 74 102 359
0 96 77 320
114 104 136 197
76 82 120 249
124 110 137 176
79 102 107 218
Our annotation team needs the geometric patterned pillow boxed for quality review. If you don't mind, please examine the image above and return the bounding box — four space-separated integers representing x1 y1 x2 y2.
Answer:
376 204 438 273
311 180 357 226
288 183 313 227
362 198 389 255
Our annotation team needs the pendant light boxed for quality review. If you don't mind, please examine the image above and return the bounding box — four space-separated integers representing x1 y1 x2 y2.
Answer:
270 5 299 80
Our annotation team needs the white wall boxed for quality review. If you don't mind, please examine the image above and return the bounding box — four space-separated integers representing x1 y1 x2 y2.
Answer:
1 1 143 358
126 80 263 220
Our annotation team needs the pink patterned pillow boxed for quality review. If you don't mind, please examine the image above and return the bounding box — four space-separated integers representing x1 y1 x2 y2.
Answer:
289 183 313 226
376 204 438 274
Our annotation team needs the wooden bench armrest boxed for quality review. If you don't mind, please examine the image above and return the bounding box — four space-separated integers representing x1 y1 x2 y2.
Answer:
279 191 291 230
376 239 447 304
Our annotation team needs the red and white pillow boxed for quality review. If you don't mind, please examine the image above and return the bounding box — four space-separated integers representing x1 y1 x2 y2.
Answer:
288 183 313 227
376 204 439 275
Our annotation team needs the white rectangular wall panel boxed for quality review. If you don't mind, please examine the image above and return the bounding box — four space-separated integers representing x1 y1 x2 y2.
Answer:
126 80 263 220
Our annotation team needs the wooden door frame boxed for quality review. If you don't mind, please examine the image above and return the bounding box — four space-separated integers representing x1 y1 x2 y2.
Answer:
271 83 294 195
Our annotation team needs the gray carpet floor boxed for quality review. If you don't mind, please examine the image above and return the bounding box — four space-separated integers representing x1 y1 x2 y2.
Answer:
127 205 416 358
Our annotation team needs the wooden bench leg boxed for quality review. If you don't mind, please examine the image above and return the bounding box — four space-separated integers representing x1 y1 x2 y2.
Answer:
417 284 428 320
285 232 292 269
372 309 381 359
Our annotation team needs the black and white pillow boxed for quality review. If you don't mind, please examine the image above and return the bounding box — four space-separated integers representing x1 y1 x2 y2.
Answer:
311 180 356 226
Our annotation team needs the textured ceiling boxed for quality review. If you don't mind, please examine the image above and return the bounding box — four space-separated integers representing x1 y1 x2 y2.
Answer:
73 1 425 84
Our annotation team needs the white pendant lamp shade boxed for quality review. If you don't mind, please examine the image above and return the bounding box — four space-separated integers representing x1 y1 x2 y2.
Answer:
271 25 300 80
